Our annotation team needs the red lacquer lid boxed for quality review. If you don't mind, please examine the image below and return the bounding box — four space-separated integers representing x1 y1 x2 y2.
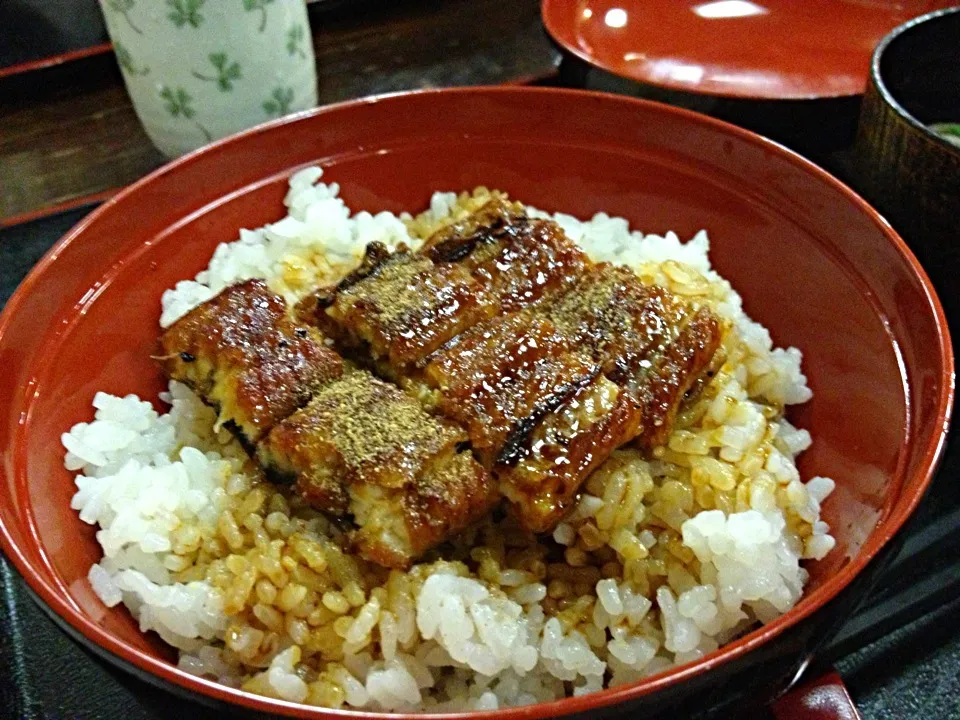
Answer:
542 0 955 98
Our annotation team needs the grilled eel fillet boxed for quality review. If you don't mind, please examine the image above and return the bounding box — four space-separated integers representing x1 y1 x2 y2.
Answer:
258 371 495 569
157 279 343 446
296 198 723 532
300 244 499 380
160 280 496 568
416 311 638 532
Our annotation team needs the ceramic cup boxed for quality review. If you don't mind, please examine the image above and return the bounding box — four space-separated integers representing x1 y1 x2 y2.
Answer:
98 0 318 158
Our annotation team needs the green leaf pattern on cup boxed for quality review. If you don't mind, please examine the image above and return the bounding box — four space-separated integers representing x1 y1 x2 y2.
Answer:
167 0 206 28
263 86 294 117
286 25 306 59
243 0 275 33
159 85 212 141
160 85 195 117
106 0 142 34
101 0 316 157
114 40 150 76
192 53 242 92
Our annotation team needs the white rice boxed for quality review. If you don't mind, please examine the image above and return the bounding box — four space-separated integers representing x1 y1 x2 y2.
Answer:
64 167 835 711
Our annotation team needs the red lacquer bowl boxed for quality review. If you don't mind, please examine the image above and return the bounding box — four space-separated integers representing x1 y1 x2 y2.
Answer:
0 88 952 718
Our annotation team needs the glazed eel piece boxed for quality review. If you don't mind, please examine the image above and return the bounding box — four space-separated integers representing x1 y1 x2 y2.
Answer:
159 279 496 568
157 279 343 447
257 370 495 569
297 199 724 532
420 200 724 450
542 263 725 449
416 309 639 532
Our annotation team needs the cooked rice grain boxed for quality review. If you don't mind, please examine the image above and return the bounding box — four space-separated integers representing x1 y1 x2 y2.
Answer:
65 167 835 711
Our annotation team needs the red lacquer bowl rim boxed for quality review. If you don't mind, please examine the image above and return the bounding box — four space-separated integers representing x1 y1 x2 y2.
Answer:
0 86 953 718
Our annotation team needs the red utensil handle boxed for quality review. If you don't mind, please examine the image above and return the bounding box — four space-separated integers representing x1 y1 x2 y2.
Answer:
770 670 862 720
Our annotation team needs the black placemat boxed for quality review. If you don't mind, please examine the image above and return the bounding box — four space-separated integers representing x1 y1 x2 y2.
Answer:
0 205 957 720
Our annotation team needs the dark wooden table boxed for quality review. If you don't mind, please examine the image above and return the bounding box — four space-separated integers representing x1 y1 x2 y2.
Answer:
1 1 959 718
0 0 559 225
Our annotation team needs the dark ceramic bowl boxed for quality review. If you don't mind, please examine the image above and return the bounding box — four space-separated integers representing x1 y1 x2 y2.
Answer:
854 6 960 338
0 87 953 719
